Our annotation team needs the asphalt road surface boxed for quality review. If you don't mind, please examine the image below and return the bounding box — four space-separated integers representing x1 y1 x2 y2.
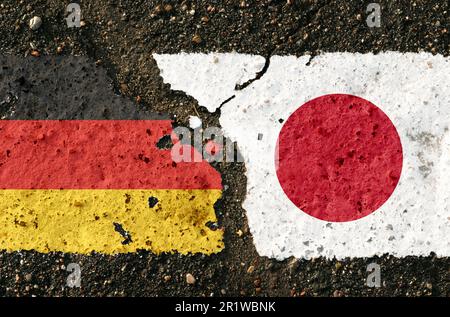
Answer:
0 0 448 297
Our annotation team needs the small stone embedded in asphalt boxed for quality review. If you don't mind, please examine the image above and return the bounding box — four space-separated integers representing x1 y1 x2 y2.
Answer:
288 258 299 274
186 273 196 285
164 4 173 13
189 115 202 129
333 290 344 297
29 16 42 30
192 34 202 44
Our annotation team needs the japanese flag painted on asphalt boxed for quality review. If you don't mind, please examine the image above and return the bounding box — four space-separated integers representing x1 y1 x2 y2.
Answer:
154 52 450 260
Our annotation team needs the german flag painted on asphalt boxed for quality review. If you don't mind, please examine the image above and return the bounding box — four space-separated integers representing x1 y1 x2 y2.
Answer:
0 118 223 254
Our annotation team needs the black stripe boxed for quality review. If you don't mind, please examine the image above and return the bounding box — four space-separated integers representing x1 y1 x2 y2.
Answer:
0 56 167 120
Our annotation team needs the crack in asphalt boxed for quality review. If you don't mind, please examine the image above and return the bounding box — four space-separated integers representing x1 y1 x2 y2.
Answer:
218 1 329 111
235 54 272 91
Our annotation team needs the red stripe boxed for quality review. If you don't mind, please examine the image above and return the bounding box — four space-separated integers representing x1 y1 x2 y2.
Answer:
0 120 221 189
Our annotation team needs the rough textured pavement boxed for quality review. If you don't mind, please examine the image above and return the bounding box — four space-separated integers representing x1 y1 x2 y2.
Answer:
0 0 448 296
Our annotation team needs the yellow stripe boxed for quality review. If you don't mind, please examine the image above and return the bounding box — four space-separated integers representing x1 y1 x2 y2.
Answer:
0 189 223 254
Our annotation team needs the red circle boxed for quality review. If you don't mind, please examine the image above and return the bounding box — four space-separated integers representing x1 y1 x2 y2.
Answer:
276 94 403 222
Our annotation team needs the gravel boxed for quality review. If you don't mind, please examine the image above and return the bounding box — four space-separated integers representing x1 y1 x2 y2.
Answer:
28 16 41 30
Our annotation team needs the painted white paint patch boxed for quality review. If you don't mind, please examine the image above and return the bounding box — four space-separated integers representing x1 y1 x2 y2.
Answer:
189 115 202 129
154 52 266 112
155 52 450 260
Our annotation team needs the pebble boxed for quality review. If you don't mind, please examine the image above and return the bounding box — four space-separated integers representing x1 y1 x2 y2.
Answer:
192 34 202 44
333 290 343 297
236 229 243 237
288 258 299 274
247 265 255 274
164 4 173 13
120 83 129 94
29 16 42 30
186 273 196 285
153 5 162 15
163 275 171 282
189 115 202 129
25 273 32 281
30 50 40 57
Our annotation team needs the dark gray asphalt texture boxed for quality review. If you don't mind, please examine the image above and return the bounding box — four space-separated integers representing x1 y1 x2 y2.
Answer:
0 0 449 297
